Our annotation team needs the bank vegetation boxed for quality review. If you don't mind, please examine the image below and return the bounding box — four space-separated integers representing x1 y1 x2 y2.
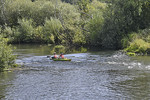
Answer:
0 0 150 71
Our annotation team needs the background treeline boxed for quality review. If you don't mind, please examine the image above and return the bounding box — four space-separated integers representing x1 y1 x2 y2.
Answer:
0 0 150 49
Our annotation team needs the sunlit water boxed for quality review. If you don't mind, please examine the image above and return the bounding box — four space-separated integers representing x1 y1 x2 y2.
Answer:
0 44 150 100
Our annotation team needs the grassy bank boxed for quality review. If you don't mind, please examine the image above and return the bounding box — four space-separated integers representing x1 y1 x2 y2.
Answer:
122 28 150 56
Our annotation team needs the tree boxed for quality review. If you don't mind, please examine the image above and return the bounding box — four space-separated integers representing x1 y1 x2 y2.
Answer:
99 0 146 49
61 0 78 4
140 1 150 29
85 0 106 45
43 18 62 44
0 0 8 26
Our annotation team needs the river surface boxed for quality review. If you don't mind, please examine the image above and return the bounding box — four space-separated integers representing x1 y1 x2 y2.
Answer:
0 44 150 100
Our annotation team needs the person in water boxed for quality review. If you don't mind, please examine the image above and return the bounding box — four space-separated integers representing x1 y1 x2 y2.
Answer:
59 53 65 59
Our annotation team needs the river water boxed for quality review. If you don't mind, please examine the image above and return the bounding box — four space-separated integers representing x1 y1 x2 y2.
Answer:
0 44 150 100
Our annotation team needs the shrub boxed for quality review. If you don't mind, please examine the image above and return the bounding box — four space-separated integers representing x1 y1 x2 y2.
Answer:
86 11 104 45
43 18 62 44
121 33 138 48
122 28 150 55
124 38 150 55
0 36 16 71
17 18 34 42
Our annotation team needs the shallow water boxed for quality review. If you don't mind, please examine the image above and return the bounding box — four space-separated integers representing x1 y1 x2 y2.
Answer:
0 44 150 100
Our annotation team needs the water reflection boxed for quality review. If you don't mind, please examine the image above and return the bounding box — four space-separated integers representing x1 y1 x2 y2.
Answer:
13 44 87 57
131 56 150 65
0 72 15 99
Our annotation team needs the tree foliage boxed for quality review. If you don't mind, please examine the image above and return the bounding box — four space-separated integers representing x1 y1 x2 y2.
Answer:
122 28 150 55
0 36 16 71
0 0 149 50
90 0 150 49
43 18 62 44
140 1 150 29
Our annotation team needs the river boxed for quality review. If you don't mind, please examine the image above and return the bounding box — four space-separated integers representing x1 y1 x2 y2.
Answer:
0 44 150 100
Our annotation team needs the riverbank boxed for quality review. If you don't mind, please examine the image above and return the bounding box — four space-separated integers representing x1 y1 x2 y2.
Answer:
122 28 150 56
0 36 16 72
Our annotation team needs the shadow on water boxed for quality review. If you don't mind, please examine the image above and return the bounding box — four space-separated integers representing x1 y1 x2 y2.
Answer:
0 44 150 99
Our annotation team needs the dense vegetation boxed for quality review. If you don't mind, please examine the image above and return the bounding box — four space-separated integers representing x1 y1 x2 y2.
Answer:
0 36 16 71
0 0 150 55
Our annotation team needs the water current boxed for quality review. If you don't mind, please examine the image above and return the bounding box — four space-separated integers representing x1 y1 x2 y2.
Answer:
0 44 150 100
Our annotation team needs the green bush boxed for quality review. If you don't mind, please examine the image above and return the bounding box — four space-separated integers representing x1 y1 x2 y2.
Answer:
122 29 150 55
121 33 138 48
33 26 45 43
57 2 85 45
32 0 56 25
5 0 34 26
17 18 35 42
125 39 150 55
97 0 148 49
0 36 16 71
121 28 150 55
86 11 104 45
43 18 62 44
73 28 86 45
16 18 47 43
83 0 106 45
